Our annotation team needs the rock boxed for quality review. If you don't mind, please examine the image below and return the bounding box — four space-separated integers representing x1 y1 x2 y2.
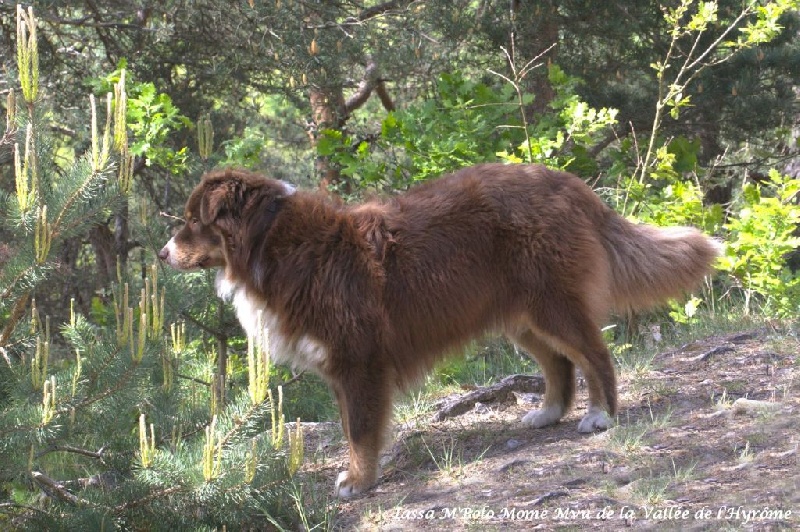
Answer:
513 391 542 405
473 401 491 414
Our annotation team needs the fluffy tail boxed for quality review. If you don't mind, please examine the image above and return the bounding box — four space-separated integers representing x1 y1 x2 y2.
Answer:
603 215 723 313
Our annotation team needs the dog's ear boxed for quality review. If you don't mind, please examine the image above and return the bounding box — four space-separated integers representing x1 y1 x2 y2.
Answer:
198 179 246 226
196 175 292 231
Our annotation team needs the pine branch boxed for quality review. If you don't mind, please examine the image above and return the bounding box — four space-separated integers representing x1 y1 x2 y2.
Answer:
72 346 141 412
0 502 50 517
0 415 44 439
0 292 31 348
52 167 109 237
31 471 92 507
304 0 412 29
218 404 262 450
57 205 125 244
177 373 211 386
179 309 226 338
113 486 183 513
35 444 107 462
357 0 409 22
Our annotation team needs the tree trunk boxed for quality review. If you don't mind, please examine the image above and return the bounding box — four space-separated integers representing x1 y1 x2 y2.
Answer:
309 84 348 192
303 4 398 193
215 302 228 408
114 202 130 270
511 0 558 114
89 224 117 288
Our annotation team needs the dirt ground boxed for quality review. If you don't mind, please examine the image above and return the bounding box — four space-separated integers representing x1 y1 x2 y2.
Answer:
301 327 799 531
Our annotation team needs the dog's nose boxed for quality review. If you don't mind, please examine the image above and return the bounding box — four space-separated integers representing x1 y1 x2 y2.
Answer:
158 247 169 261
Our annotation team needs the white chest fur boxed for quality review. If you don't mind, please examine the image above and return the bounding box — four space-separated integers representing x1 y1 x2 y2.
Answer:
215 272 328 371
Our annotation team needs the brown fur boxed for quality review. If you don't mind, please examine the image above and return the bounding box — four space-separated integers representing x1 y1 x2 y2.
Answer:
159 163 720 496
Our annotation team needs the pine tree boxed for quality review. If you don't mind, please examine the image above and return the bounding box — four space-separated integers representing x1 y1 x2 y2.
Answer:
1 8 308 530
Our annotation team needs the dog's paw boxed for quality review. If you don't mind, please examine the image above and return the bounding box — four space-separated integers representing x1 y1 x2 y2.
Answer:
335 471 359 498
577 407 613 433
521 405 564 428
334 471 365 498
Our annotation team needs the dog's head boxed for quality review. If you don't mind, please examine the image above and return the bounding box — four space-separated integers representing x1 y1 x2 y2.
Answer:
158 169 294 271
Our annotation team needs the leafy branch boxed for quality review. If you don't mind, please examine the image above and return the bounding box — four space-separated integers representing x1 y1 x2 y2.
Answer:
633 0 794 189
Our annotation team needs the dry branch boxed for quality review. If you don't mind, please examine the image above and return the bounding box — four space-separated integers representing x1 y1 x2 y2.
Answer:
31 471 85 506
344 59 395 116
433 374 545 422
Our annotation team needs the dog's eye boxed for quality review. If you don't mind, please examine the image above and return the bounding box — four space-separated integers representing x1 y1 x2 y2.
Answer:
191 218 198 225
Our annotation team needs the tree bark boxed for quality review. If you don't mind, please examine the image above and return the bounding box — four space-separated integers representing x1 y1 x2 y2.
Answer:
309 83 348 191
511 0 558 115
215 302 228 408
308 57 395 193
89 224 117 288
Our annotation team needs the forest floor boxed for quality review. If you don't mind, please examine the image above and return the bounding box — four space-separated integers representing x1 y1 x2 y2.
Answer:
296 326 799 531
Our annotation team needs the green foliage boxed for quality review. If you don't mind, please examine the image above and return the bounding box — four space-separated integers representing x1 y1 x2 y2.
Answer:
635 0 799 184
434 341 537 389
1 1 798 526
2 272 307 529
319 71 525 189
215 93 314 184
729 0 796 48
604 133 724 232
126 82 189 173
668 296 705 325
383 72 521 184
629 176 723 233
497 65 618 175
610 152 800 321
1 12 308 529
91 61 191 174
1 59 126 336
320 67 619 192
221 126 271 169
596 0 798 320
721 170 800 317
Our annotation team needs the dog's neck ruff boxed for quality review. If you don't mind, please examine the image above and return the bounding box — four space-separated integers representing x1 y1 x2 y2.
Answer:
280 181 297 195
215 270 327 371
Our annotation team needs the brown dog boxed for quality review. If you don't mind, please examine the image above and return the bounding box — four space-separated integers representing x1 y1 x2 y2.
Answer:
159 164 720 496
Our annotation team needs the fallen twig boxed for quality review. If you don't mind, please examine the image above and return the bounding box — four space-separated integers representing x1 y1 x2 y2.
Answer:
432 374 545 422
682 345 734 363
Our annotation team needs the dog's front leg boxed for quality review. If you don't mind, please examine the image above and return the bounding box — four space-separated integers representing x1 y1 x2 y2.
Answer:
330 370 392 498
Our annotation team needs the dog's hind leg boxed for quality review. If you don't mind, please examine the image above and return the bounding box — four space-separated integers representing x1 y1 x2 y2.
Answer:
522 300 617 433
511 329 575 428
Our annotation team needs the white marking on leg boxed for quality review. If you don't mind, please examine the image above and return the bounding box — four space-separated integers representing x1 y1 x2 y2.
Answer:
577 406 613 433
335 471 358 498
522 404 565 428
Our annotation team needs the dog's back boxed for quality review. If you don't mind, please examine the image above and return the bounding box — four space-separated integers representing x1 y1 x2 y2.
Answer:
356 164 720 396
